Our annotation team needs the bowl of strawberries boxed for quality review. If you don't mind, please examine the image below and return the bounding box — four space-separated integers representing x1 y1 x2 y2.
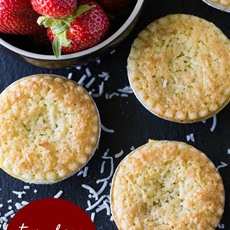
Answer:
0 0 145 68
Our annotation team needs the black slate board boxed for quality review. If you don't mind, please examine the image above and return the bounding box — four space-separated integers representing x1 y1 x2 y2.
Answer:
0 0 230 229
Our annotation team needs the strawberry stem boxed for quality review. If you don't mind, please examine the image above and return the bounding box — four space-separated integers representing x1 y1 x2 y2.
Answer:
37 5 94 58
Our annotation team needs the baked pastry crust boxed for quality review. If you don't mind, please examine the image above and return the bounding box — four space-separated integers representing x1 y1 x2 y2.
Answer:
128 14 230 123
111 140 225 230
203 0 230 12
0 74 100 184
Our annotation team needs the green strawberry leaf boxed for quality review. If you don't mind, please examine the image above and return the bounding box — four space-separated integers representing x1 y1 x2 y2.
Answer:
51 22 69 35
52 36 62 59
59 31 70 47
37 5 93 28
37 5 95 58
52 31 70 58
73 5 94 17
37 16 54 28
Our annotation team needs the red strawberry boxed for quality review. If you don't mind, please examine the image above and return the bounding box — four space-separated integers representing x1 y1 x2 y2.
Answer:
94 0 132 13
38 0 110 58
30 0 77 18
0 0 45 35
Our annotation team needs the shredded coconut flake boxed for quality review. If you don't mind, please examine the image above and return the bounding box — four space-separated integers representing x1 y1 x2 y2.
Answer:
67 72 73 79
102 200 111 216
85 67 92 77
218 223 225 229
78 74 87 85
77 166 89 178
216 162 228 171
210 115 217 132
23 186 30 190
110 50 116 54
87 200 91 207
186 133 195 142
21 201 29 206
118 86 132 94
115 150 124 158
86 195 107 211
100 161 106 174
120 94 128 97
54 190 63 198
4 210 14 217
130 146 135 150
99 82 104 96
107 92 119 99
177 85 188 89
85 77 96 88
3 222 8 230
95 199 110 216
101 124 114 133
75 66 82 70
96 156 114 184
96 203 105 213
98 72 110 81
15 203 23 210
0 216 8 223
96 181 108 197
12 191 26 199
163 79 167 88
91 93 100 98
91 212 96 222
82 185 98 200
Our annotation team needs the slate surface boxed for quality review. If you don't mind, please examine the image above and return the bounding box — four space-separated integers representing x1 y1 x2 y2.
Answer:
0 0 230 229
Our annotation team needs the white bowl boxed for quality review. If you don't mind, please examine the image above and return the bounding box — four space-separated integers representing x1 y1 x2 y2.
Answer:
0 0 145 69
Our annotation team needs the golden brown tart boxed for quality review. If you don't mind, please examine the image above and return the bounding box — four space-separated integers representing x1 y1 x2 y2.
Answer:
128 14 230 123
111 140 225 229
0 74 100 184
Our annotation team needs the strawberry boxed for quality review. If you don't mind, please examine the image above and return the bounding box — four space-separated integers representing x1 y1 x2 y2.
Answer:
30 0 78 18
0 0 45 35
94 0 132 13
38 0 110 58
